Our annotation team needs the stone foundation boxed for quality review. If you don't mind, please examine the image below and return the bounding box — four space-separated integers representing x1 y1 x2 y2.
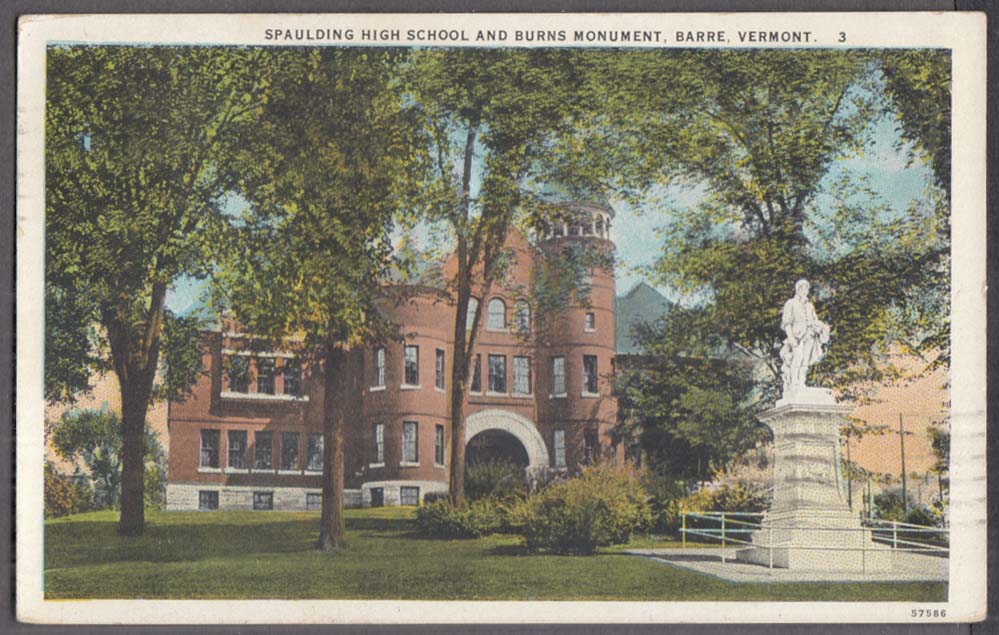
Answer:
166 483 364 511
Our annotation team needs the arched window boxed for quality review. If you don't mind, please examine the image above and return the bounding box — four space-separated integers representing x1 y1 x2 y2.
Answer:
596 216 604 237
466 297 479 331
514 300 531 333
487 298 506 330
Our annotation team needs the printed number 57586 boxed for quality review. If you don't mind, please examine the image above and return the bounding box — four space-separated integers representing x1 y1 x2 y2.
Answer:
912 609 946 618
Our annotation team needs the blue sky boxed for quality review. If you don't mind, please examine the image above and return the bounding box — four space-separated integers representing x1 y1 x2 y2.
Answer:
165 104 935 314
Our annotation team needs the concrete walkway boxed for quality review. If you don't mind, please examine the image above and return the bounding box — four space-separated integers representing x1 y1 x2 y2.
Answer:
624 548 948 583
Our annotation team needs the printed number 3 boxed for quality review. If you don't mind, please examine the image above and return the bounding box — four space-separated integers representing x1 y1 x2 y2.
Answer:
838 32 846 42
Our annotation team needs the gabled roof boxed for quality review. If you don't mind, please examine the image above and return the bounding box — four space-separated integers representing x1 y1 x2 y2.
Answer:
615 281 673 355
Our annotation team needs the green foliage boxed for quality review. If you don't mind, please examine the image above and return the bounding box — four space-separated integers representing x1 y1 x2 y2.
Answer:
465 460 528 502
49 409 165 510
416 498 502 539
615 308 763 481
44 461 93 518
515 464 652 555
682 483 770 514
152 310 206 403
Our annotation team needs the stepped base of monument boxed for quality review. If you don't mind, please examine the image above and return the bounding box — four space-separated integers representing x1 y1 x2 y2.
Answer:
735 509 894 572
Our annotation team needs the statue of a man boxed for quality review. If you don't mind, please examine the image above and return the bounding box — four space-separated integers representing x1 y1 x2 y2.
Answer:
780 279 830 392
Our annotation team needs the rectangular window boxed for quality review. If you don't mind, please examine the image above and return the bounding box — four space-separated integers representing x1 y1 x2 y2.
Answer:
488 354 507 393
283 359 301 397
370 487 384 507
400 486 420 506
403 421 418 463
254 431 273 470
198 490 219 511
435 424 445 466
226 356 249 393
200 429 220 468
374 347 385 387
253 492 274 511
404 345 419 386
585 312 596 331
256 357 275 394
513 356 532 395
306 492 322 510
373 423 384 464
583 355 599 394
435 348 446 390
281 432 299 470
470 354 482 393
550 356 566 397
554 430 566 468
583 429 599 465
306 433 323 471
227 430 246 469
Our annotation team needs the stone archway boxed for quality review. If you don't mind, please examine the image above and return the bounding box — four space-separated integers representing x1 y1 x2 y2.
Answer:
464 409 549 469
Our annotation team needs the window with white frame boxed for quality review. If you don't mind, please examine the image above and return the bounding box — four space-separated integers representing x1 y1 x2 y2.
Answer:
404 345 419 386
550 356 566 397
227 430 246 469
226 356 249 393
306 492 322 510
281 432 299 470
283 358 301 396
583 355 598 394
514 300 531 333
466 297 479 331
435 424 445 466
256 357 275 394
554 429 566 468
198 490 219 511
373 423 384 464
488 354 507 393
487 298 506 330
253 491 273 511
435 348 446 390
583 429 599 465
470 353 482 392
585 312 596 332
403 421 418 463
400 486 420 506
306 433 323 471
254 431 273 470
374 347 386 387
513 356 531 395
200 429 220 468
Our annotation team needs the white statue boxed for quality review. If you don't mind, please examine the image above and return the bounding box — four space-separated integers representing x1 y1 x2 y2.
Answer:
780 279 830 394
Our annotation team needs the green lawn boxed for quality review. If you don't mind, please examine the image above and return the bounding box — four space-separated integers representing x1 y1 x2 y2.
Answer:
44 508 946 601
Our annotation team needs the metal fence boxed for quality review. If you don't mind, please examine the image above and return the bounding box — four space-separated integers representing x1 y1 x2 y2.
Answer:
678 510 949 571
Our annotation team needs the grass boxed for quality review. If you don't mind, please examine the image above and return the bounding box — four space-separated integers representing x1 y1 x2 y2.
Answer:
44 508 947 601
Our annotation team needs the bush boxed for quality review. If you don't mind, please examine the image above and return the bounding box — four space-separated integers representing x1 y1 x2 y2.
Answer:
44 461 93 518
682 482 769 514
422 491 448 505
465 460 528 501
416 498 501 538
515 463 652 555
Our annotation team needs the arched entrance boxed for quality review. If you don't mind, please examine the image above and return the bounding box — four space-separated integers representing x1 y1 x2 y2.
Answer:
466 429 530 467
464 409 549 469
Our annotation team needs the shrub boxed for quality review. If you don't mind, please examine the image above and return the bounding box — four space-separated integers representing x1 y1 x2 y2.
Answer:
683 482 769 514
44 461 93 518
416 498 501 538
465 460 528 501
516 463 652 555
422 491 448 505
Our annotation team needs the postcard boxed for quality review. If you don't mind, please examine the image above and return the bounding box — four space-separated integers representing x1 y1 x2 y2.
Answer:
16 11 987 624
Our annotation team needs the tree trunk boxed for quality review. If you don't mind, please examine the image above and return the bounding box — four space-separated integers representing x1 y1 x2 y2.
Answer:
317 343 347 551
118 388 148 536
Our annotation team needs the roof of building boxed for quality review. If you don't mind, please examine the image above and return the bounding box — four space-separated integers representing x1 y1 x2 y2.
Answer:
615 281 673 355
536 183 615 215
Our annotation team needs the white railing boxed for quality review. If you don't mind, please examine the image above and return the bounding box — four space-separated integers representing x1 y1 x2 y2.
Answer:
678 510 949 571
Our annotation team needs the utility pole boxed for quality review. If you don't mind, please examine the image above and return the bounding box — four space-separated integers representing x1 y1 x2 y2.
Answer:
898 413 908 513
845 434 853 510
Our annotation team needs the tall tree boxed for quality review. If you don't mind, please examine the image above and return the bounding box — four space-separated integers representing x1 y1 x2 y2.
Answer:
584 50 949 401
406 49 588 505
46 46 269 535
215 48 424 551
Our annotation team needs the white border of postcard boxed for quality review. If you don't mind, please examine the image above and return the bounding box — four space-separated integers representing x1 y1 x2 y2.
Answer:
16 11 987 624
